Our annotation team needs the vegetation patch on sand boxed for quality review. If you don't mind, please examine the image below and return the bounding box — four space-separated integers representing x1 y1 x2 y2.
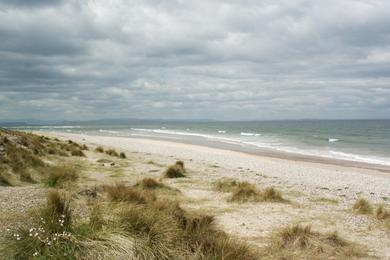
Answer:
260 224 365 259
352 198 373 214
163 161 186 178
0 129 86 185
103 183 155 204
216 180 287 203
43 165 79 187
213 178 239 192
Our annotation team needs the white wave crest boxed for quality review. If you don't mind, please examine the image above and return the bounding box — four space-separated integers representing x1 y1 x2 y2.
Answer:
240 132 261 136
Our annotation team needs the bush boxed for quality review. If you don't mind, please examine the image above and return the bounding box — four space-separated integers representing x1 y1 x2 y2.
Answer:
44 166 78 187
352 198 372 214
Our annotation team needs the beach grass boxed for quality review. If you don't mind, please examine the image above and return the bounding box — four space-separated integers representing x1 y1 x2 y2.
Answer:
352 198 373 214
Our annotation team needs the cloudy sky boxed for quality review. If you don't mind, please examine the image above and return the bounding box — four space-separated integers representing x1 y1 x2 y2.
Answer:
1 0 390 121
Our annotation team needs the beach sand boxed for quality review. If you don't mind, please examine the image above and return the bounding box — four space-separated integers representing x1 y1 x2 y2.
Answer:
33 131 390 258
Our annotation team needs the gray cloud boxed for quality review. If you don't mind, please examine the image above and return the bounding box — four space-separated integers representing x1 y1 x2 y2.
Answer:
0 0 390 121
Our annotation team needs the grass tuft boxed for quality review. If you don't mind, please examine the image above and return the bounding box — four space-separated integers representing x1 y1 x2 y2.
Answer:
375 205 390 220
95 146 104 153
228 182 287 203
261 224 365 259
104 183 155 203
135 178 164 189
213 178 239 192
105 149 119 157
71 149 85 157
163 161 186 178
119 152 127 159
44 165 78 187
352 198 373 214
0 171 12 186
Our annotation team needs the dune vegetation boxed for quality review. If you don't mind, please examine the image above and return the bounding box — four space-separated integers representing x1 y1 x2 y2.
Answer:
0 129 383 259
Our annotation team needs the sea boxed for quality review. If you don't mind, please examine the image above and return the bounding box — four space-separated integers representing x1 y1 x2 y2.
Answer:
8 119 390 166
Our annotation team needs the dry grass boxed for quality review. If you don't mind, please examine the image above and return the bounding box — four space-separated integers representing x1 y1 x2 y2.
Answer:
105 149 119 157
261 224 365 259
228 182 260 202
228 182 286 203
70 149 85 157
352 198 373 214
95 146 104 153
163 161 186 178
19 171 35 183
375 205 390 220
43 165 79 187
0 171 12 186
103 183 155 203
118 200 258 259
213 178 239 192
135 178 165 189
119 152 126 159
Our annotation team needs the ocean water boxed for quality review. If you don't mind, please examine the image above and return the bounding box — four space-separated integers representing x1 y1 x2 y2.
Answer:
11 120 390 166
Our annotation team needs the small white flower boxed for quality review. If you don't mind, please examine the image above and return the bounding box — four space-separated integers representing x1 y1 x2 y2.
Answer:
16 237 21 241
33 252 38 256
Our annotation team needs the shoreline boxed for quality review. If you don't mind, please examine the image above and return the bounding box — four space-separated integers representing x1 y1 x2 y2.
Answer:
40 130 390 175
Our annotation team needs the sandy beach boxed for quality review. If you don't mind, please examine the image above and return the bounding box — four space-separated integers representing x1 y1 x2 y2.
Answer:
34 131 390 258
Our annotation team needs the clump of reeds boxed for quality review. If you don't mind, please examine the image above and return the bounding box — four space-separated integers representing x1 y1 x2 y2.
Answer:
44 166 78 187
261 224 364 259
163 161 186 178
103 184 155 203
352 198 373 214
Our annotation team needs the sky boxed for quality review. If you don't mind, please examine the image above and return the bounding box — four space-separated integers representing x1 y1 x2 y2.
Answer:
0 0 390 121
